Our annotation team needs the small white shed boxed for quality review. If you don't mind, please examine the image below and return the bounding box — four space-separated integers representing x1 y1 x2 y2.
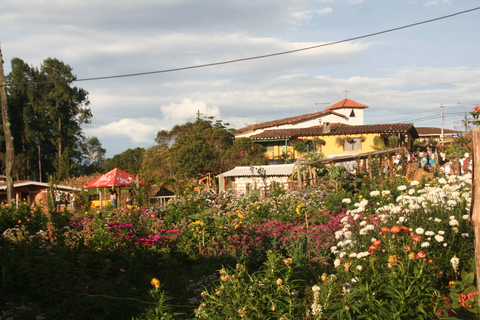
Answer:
217 164 296 194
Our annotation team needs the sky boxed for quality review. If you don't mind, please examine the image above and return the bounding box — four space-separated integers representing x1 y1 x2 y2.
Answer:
1 0 480 157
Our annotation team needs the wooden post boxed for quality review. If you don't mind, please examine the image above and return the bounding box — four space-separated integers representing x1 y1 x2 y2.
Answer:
470 128 480 313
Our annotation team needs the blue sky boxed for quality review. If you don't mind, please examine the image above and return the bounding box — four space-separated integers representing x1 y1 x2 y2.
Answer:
1 0 479 157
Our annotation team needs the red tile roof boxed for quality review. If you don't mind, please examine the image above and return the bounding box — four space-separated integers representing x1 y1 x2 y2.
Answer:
234 110 346 134
249 123 418 140
415 127 463 136
325 99 369 111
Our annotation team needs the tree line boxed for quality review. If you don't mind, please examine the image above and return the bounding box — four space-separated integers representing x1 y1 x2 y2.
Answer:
1 57 269 190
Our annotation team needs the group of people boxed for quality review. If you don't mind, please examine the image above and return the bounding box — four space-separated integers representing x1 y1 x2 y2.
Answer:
110 189 135 209
54 191 75 210
399 146 472 176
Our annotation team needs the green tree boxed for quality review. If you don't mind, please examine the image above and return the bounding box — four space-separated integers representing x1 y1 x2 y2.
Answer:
165 118 234 177
106 147 145 175
4 57 93 181
222 137 269 168
79 136 106 175
38 58 91 179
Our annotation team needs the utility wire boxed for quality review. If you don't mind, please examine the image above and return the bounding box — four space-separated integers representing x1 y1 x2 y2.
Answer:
4 6 480 86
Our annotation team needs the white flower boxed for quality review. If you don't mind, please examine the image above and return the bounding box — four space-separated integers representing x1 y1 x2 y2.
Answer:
356 265 363 271
370 191 381 196
447 200 457 206
434 218 442 223
408 189 415 195
397 185 407 191
410 180 420 186
415 228 425 235
382 190 391 195
435 235 444 242
311 303 323 316
462 215 470 220
312 285 321 293
334 259 341 268
359 221 367 226
349 252 358 258
450 255 460 272
462 233 469 238
449 219 459 226
438 230 445 235
342 198 351 204
421 242 430 248
357 252 370 259
425 231 435 236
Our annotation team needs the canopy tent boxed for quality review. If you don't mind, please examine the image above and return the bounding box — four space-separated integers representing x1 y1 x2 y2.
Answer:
83 168 144 209
83 168 144 188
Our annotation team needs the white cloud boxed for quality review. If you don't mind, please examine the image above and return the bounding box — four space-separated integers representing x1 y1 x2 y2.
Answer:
160 99 221 121
84 118 159 144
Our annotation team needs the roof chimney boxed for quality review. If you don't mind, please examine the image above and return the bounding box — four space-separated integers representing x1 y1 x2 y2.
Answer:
323 122 330 133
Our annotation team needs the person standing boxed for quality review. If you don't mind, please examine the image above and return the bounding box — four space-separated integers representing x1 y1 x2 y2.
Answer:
110 190 118 208
70 192 75 210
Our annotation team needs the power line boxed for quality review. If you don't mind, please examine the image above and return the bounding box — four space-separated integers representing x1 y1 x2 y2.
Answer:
4 6 480 86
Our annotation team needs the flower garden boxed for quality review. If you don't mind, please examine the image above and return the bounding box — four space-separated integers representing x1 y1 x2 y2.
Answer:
0 168 477 319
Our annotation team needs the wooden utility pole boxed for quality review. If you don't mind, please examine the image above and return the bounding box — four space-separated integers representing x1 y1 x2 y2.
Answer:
0 44 14 204
470 128 480 314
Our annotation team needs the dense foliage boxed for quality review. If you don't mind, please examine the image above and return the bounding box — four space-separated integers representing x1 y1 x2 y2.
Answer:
0 170 476 319
2 57 97 181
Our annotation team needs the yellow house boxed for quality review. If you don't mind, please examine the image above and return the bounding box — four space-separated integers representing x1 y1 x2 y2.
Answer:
234 99 419 161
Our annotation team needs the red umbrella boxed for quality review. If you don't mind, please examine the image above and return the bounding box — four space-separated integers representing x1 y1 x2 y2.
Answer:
83 168 144 188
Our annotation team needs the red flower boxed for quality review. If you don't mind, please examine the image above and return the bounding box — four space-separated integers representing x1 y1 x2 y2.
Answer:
401 226 409 232
404 245 412 253
415 251 427 259
373 239 382 246
411 233 422 243
368 245 378 253
391 226 401 233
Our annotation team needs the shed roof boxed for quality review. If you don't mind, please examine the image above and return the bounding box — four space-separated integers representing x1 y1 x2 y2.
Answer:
0 180 77 191
219 164 296 177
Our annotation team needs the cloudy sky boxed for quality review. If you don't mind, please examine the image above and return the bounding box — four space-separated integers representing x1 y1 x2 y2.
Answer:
1 0 479 157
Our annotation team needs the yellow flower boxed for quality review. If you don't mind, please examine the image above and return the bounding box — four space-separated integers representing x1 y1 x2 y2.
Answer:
238 213 244 219
151 278 160 289
321 273 328 281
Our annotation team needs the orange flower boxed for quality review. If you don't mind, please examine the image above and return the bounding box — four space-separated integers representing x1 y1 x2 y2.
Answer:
401 226 409 232
415 251 427 259
408 252 416 260
403 245 412 253
373 239 382 246
368 245 378 253
150 278 160 289
411 233 422 243
380 227 389 233
391 226 401 233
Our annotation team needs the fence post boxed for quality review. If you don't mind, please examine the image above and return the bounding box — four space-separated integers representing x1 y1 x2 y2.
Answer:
470 128 480 313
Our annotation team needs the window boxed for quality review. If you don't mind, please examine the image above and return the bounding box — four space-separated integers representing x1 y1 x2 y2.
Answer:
344 137 362 151
349 110 356 117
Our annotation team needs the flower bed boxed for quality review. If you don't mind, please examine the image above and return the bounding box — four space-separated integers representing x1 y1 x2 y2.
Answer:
0 173 475 319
